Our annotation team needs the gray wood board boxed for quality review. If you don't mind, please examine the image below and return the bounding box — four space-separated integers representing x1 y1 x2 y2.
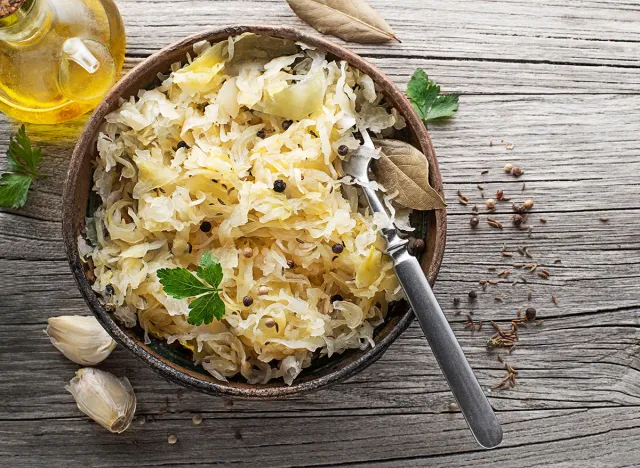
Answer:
1 0 639 466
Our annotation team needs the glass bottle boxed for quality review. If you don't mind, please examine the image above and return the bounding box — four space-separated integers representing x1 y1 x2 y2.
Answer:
0 0 126 124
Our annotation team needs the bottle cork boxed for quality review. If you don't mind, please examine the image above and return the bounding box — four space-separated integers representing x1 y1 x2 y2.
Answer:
0 0 25 19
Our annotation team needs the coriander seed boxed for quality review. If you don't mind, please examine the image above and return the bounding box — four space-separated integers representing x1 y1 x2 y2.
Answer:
242 247 253 258
486 199 496 210
525 307 537 321
168 435 178 445
504 164 512 173
470 216 479 228
468 290 478 300
332 243 344 254
242 296 254 307
523 199 534 210
512 214 524 226
273 179 286 192
258 285 269 296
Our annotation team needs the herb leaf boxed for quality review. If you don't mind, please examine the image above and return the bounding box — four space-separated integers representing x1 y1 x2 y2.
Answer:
0 126 46 209
407 69 458 123
157 252 226 325
286 0 399 44
197 251 223 288
372 139 446 211
187 292 225 326
156 268 213 299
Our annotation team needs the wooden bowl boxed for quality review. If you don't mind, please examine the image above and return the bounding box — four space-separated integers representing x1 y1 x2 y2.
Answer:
62 25 447 399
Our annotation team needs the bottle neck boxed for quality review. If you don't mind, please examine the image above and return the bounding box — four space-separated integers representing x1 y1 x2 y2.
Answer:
0 0 53 47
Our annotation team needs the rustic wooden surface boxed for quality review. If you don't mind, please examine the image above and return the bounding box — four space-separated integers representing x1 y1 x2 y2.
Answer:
1 0 639 466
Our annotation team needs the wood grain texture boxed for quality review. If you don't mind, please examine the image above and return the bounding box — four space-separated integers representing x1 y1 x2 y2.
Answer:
1 0 639 466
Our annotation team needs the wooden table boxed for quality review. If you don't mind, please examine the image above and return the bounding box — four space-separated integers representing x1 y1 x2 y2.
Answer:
1 1 639 466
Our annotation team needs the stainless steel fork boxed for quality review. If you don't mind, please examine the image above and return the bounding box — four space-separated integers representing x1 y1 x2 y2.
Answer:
342 131 503 449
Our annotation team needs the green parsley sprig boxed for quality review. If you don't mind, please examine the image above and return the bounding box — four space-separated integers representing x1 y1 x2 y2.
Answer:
407 69 459 125
0 125 47 209
157 252 226 326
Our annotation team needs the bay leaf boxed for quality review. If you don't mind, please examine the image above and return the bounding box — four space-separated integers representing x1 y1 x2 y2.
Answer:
371 139 446 211
285 0 400 44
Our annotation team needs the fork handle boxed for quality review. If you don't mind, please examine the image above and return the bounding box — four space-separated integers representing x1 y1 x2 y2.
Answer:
390 247 503 448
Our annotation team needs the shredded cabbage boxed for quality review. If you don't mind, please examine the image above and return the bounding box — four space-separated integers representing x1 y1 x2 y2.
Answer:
88 33 405 385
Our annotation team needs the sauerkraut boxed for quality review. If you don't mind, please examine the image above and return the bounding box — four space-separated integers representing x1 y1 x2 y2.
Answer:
85 33 407 385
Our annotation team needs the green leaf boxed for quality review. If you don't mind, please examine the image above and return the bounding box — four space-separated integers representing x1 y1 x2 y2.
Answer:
427 94 459 121
187 291 225 326
406 69 458 123
8 125 43 176
0 173 33 209
157 267 214 299
197 251 223 288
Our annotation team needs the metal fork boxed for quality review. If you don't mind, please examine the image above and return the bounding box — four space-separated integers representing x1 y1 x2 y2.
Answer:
343 131 503 449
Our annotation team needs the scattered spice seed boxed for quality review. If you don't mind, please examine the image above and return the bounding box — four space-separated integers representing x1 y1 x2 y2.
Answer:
524 247 533 258
187 242 193 254
472 204 479 213
528 290 532 300
470 216 479 228
257 129 266 139
486 199 497 210
412 239 425 253
552 295 558 305
273 179 286 192
242 247 253 258
453 297 461 307
477 184 485 191
258 285 269 296
501 251 514 257
487 218 504 229
537 271 549 279
487 266 497 271
512 167 524 177
458 197 468 205
523 199 534 210
282 119 293 130
286 259 295 269
599 217 609 222
536 320 544 326
337 145 349 156
265 318 277 328
105 284 115 296
331 294 344 303
492 362 518 390
192 414 203 425
539 218 547 223
512 214 524 226
496 189 505 201
468 290 478 300
481 170 489 175
200 221 212 233
522 182 526 191
494 296 505 302
243 296 254 307
168 435 178 445
504 164 512 173
506 143 515 150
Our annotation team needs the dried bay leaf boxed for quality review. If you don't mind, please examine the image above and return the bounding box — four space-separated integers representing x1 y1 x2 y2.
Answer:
285 0 400 44
372 139 446 211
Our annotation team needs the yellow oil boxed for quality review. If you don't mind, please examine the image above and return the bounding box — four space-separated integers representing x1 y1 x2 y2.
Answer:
0 0 126 124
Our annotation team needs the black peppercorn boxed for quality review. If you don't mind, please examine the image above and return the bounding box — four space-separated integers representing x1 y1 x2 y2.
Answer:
525 307 537 321
105 284 115 296
512 214 524 226
286 259 295 269
453 297 460 307
200 221 212 233
468 290 478 300
331 294 344 303
176 141 188 150
273 179 286 192
282 120 293 130
332 243 344 254
470 216 479 228
257 129 266 139
337 145 349 156
243 296 254 307
413 239 425 253
512 167 524 177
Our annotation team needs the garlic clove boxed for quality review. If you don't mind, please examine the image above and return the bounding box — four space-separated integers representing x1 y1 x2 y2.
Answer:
66 368 136 433
46 315 116 366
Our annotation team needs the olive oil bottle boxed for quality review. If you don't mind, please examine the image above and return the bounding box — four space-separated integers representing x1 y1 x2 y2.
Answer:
0 0 126 124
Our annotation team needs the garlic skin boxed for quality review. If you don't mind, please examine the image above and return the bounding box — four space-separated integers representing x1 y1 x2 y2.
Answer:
46 316 116 365
66 368 136 433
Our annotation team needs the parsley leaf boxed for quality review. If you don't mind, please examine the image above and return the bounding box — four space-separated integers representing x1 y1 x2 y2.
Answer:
0 125 46 209
157 253 226 326
406 69 459 124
